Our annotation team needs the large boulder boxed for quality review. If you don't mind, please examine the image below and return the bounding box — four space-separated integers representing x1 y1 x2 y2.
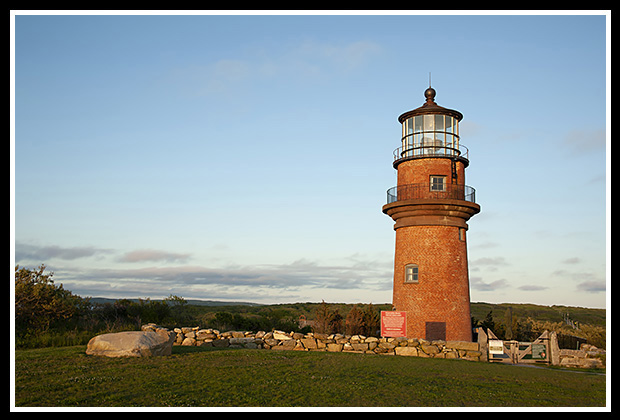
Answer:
86 330 176 357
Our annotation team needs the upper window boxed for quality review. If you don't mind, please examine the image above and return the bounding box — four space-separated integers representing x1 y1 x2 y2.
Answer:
430 175 446 192
404 264 419 283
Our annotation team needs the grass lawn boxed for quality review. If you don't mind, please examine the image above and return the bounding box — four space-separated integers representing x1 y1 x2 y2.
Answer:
13 345 606 407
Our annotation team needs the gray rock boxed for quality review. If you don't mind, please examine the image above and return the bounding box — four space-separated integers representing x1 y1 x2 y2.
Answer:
86 330 176 357
301 338 317 349
273 331 292 340
229 337 255 345
395 346 418 356
420 344 440 354
264 338 279 347
326 343 343 352
378 341 396 350
181 337 196 346
351 342 369 352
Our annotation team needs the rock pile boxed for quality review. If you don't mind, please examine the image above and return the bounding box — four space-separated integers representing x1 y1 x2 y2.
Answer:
141 324 482 361
559 343 606 369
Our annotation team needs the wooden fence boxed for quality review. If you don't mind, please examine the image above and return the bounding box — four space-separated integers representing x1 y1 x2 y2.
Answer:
476 327 560 365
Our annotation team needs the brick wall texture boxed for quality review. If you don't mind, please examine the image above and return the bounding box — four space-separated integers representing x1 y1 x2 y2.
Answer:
392 224 473 342
397 158 466 186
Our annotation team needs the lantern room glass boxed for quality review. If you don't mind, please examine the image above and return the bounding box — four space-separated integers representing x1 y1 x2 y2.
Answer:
401 114 460 158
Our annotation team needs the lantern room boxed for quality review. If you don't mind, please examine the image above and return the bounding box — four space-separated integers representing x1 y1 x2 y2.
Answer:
394 87 468 168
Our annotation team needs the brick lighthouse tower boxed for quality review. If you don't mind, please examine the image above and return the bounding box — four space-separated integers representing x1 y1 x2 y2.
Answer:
382 86 480 342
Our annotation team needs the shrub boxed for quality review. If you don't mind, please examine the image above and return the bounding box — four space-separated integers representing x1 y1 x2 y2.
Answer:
15 265 89 334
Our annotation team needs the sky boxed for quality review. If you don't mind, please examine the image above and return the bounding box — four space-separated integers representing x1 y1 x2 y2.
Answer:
11 11 609 309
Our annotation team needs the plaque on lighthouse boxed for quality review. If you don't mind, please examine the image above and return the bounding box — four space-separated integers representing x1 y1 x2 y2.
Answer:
381 311 407 337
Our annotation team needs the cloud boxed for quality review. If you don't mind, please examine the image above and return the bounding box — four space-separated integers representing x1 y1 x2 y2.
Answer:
119 249 191 263
470 257 510 272
202 59 251 94
459 120 485 137
471 257 510 266
550 270 606 294
562 129 605 156
15 242 113 262
470 277 509 292
562 257 581 264
56 256 393 301
518 284 549 291
171 39 382 98
294 39 382 73
576 280 606 293
551 269 599 281
471 241 500 250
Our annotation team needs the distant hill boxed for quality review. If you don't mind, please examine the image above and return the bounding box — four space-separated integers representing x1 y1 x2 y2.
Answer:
87 297 605 328
88 297 261 307
470 302 605 328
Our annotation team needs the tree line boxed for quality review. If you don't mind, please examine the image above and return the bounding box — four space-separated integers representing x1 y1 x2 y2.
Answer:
311 300 381 336
14 265 193 348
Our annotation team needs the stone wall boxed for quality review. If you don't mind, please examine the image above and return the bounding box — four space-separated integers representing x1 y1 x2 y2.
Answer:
142 324 482 361
558 344 606 369
141 323 605 369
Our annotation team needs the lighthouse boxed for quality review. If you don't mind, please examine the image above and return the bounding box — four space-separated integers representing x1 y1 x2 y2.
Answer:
382 86 480 342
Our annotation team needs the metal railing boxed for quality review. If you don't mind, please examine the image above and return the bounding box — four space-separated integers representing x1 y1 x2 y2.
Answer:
393 143 469 165
386 183 476 204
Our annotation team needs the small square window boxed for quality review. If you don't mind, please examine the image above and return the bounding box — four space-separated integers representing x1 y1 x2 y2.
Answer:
404 264 418 283
430 176 446 192
459 228 466 241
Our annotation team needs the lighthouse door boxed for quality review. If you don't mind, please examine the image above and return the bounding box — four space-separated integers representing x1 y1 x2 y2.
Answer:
425 322 446 341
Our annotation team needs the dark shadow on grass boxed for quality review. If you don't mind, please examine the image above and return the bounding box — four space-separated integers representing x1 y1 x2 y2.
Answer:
171 345 251 355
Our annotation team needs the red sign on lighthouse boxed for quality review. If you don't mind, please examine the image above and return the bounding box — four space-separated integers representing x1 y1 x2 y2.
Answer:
381 311 407 337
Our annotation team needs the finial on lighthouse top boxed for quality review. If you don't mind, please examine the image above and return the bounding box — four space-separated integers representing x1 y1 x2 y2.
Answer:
424 86 437 104
424 72 436 103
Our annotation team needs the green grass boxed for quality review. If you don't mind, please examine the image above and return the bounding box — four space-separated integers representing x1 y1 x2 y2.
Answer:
14 346 606 407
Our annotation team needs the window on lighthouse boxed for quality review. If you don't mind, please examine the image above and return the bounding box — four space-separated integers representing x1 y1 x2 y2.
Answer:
430 175 447 192
404 264 419 283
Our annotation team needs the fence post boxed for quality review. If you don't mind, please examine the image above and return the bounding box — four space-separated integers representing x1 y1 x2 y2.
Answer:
549 331 560 366
509 341 519 364
476 327 488 362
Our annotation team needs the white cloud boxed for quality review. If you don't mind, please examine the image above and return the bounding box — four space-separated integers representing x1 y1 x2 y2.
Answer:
15 242 113 262
576 280 606 293
471 277 509 292
170 39 382 97
118 249 191 263
202 59 251 94
518 284 549 291
52 256 393 303
562 129 605 155
293 39 382 73
550 269 606 294
470 257 510 272
471 256 510 266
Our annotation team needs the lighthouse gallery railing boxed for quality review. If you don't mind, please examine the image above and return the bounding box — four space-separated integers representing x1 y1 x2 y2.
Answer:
386 183 476 204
